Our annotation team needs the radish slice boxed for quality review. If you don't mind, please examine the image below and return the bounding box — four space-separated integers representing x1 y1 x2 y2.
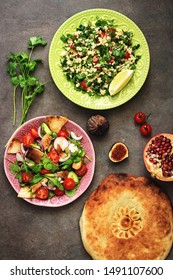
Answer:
69 143 78 153
16 152 23 162
54 137 68 151
70 131 83 140
59 152 71 162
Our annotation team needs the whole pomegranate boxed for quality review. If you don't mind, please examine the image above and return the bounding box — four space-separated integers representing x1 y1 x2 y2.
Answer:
143 133 173 182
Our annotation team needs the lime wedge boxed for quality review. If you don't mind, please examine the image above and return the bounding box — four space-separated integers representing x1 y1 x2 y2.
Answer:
109 69 134 96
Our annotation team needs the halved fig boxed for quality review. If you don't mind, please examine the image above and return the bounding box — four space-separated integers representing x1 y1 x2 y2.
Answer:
109 142 128 163
143 133 173 182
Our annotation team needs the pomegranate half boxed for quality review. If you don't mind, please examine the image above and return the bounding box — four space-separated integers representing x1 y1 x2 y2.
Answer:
143 133 173 182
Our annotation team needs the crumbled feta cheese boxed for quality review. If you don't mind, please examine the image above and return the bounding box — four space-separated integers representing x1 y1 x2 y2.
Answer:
97 77 102 83
100 89 106 95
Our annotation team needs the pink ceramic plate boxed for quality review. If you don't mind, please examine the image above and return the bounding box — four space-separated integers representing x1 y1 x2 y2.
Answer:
4 116 95 207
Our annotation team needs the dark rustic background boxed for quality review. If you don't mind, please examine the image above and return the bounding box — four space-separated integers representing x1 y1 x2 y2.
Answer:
0 0 173 259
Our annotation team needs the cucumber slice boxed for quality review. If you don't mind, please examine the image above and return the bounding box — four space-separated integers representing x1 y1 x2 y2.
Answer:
68 171 79 184
41 122 52 135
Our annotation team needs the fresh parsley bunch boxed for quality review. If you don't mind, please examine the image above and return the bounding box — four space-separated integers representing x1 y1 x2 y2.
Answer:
7 36 47 126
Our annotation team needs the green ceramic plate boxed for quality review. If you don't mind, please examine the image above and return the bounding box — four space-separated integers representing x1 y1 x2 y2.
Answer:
49 9 150 110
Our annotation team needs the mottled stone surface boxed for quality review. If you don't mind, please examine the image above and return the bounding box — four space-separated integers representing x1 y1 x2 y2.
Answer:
0 0 173 260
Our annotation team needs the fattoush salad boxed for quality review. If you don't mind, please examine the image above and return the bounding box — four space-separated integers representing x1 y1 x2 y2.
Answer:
7 116 90 200
60 17 141 96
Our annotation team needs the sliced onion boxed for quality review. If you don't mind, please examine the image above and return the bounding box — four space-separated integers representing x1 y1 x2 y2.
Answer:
70 131 83 140
37 139 44 151
59 152 71 162
20 143 28 156
38 126 43 138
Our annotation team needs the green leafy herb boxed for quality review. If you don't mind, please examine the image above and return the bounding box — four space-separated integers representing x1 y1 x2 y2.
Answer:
7 36 47 126
29 174 43 185
9 161 21 175
65 184 79 197
45 176 64 190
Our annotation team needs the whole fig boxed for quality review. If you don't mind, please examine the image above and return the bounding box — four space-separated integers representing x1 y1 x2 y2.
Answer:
86 115 109 136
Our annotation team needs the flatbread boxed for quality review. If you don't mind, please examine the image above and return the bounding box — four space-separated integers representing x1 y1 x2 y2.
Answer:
80 173 173 260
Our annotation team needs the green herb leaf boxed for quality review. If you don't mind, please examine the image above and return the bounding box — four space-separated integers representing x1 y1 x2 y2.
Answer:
7 36 47 126
46 177 64 190
27 76 38 87
28 36 47 49
9 161 21 175
30 174 43 184
10 76 19 86
65 184 79 197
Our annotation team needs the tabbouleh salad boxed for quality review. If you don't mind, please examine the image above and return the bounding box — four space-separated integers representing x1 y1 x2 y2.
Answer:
60 17 141 96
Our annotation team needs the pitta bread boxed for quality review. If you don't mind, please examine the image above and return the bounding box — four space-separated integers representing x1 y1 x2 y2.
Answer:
80 173 173 260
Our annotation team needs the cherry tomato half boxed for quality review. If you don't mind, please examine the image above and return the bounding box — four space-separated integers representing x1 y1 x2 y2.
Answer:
75 164 88 177
63 178 76 190
30 127 39 138
54 188 65 196
47 150 60 164
140 123 152 136
21 171 33 183
36 187 49 200
21 134 34 147
58 129 69 139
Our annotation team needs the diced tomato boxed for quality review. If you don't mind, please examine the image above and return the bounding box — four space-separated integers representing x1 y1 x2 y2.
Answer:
54 188 65 196
92 56 99 63
70 42 75 50
36 187 49 200
21 134 34 147
30 127 39 138
95 66 102 71
58 129 69 139
63 178 76 190
80 81 88 91
108 57 114 64
125 51 131 59
98 30 107 38
75 164 88 177
40 169 51 175
21 171 33 183
108 28 115 33
48 150 60 164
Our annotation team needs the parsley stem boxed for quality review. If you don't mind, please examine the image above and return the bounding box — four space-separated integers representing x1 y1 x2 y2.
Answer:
13 85 17 126
21 88 25 123
28 48 33 62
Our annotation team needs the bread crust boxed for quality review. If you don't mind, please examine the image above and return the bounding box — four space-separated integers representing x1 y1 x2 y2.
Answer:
80 173 173 260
